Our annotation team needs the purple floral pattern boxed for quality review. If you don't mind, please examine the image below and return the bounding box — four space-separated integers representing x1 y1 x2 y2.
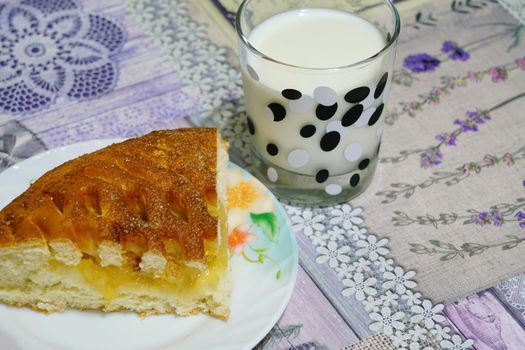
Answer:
471 197 525 229
516 212 525 229
489 66 509 82
420 110 491 168
383 90 525 169
394 197 525 230
453 110 491 132
0 0 520 348
397 21 522 84
376 146 525 204
403 53 441 73
385 58 524 126
420 147 443 169
442 40 470 61
0 0 126 115
473 211 505 227
402 40 471 74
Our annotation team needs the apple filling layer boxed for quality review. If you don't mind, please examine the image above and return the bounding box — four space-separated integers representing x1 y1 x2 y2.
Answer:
0 234 229 317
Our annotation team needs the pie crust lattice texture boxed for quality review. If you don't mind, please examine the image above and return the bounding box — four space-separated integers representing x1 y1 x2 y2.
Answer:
0 128 231 318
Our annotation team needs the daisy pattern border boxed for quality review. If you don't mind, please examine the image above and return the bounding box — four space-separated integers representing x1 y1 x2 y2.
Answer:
287 204 474 349
126 0 243 114
126 0 473 348
126 0 251 162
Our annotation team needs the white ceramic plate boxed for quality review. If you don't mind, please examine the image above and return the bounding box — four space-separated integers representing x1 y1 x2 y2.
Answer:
0 139 298 350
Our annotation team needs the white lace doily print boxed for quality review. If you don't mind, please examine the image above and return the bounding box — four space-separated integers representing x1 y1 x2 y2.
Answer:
0 0 126 115
128 0 474 348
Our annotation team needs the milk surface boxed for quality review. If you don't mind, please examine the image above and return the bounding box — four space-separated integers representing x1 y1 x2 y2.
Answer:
249 8 385 69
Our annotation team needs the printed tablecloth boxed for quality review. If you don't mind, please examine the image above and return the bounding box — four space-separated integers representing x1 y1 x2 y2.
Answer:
1 0 525 349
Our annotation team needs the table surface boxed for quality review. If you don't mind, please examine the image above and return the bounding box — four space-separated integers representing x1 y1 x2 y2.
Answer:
0 0 524 349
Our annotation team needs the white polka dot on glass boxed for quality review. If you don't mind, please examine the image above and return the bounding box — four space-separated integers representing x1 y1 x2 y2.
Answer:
289 95 314 113
267 167 278 182
326 120 348 137
344 143 362 161
355 107 375 127
360 90 374 108
314 86 338 106
325 184 342 195
288 149 310 168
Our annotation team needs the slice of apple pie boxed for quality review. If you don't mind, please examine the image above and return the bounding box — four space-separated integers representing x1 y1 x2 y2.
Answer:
0 128 231 319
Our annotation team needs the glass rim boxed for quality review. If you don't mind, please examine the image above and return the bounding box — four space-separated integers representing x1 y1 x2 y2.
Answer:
234 0 401 71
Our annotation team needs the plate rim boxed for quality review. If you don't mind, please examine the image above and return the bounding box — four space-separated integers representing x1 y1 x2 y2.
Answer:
0 138 299 350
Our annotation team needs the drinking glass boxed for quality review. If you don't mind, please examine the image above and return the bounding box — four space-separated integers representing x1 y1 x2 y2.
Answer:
235 0 400 205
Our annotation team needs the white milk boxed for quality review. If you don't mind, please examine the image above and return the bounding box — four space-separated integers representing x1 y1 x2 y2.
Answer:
249 8 385 87
241 8 391 192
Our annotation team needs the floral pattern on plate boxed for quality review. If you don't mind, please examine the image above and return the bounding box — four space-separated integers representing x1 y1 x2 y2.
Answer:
0 140 298 350
228 166 284 280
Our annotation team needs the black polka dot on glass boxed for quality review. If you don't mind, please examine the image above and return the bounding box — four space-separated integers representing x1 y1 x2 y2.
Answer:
315 102 337 121
368 103 384 126
320 131 340 152
345 86 370 103
342 104 363 127
268 103 286 122
350 173 360 187
300 124 316 138
374 72 388 99
282 89 302 100
247 117 255 135
266 143 279 156
358 158 370 170
315 169 329 183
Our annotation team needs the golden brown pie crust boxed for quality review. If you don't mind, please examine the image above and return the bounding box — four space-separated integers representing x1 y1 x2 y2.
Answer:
0 128 220 263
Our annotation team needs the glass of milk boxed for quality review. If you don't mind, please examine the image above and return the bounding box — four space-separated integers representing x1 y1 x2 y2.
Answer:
235 0 400 205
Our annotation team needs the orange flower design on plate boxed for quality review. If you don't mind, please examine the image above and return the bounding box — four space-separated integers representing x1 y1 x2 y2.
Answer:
228 180 259 209
226 167 282 279
228 223 258 256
